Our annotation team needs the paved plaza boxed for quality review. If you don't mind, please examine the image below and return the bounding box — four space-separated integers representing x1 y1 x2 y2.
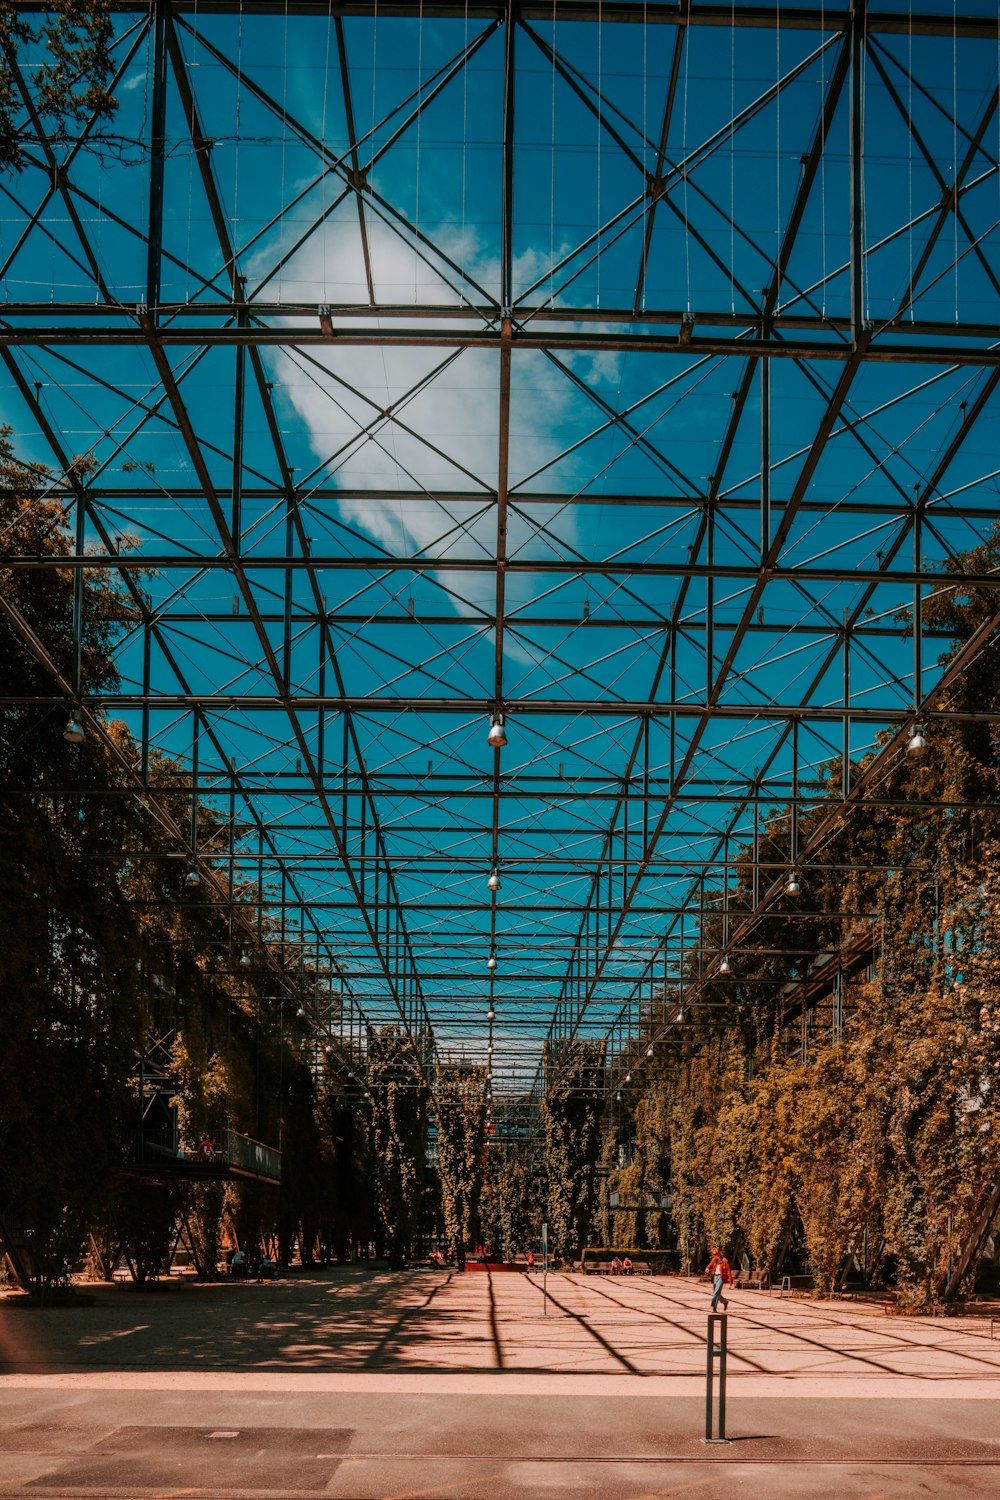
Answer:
2 1266 1000 1497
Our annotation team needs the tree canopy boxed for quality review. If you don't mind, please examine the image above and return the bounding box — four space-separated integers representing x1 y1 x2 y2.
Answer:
0 1 118 172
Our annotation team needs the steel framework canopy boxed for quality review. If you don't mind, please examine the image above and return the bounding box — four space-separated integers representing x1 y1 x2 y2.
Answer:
3 0 1000 1101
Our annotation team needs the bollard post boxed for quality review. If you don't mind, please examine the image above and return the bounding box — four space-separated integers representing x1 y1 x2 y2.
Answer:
541 1220 549 1317
704 1312 730 1443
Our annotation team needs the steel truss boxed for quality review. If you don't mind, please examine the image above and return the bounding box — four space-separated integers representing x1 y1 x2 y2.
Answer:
2 1 999 1101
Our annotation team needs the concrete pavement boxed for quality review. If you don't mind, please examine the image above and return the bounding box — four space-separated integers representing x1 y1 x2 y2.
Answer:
2 1267 999 1496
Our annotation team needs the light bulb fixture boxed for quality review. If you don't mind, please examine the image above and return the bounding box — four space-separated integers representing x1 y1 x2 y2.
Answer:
63 709 85 744
240 951 251 967
487 953 497 971
487 868 500 892
296 1005 306 1018
907 722 927 756
487 1007 495 1022
786 871 801 897
487 713 507 749
677 1009 685 1024
719 955 731 974
646 1043 654 1058
615 1091 622 1102
186 867 201 888
625 1071 631 1084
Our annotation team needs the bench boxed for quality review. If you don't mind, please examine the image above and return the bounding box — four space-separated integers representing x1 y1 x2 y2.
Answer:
734 1268 769 1291
774 1274 813 1296
632 1261 652 1276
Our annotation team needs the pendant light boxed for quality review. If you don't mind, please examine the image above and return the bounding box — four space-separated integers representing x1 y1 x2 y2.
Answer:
487 713 507 749
907 722 927 756
63 709 85 744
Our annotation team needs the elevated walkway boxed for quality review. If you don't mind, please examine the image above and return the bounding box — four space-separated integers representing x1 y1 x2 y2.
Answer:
128 1129 281 1186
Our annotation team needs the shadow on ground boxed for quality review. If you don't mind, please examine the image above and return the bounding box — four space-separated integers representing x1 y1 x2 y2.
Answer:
1 1265 497 1375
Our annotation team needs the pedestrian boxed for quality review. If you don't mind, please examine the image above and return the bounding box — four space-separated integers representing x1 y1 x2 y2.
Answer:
705 1247 732 1311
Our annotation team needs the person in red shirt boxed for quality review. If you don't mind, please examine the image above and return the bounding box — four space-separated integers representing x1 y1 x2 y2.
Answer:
706 1248 733 1311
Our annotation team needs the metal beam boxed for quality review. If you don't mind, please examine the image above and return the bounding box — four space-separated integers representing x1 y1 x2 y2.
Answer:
5 3 993 40
6 325 1000 365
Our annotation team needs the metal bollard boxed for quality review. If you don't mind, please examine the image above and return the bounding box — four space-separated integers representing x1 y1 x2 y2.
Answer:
704 1312 730 1443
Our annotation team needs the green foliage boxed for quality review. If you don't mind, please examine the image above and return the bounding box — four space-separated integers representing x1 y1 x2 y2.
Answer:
313 1060 374 1259
617 527 1000 1306
483 1153 531 1259
0 442 143 1298
367 1025 429 1268
0 430 370 1288
603 1081 674 1251
111 1181 181 1284
276 1054 324 1263
435 1063 487 1265
170 1025 233 1152
541 1039 606 1260
660 1041 746 1273
0 0 117 172
169 1028 233 1277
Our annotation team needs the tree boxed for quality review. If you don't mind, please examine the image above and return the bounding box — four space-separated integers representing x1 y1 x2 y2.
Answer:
367 1026 429 1268
315 1058 374 1261
435 1063 487 1266
0 437 144 1297
482 1152 532 1261
0 427 364 1292
111 1179 181 1285
616 525 1000 1306
169 1027 233 1277
540 1039 606 1261
1 0 118 172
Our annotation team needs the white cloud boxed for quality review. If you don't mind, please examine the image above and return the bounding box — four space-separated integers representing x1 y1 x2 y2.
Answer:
249 216 594 641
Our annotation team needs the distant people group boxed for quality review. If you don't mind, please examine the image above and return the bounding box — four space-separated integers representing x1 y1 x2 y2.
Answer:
609 1256 633 1275
226 1247 277 1280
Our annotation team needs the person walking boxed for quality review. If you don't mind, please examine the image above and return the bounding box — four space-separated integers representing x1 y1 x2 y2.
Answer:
706 1247 733 1311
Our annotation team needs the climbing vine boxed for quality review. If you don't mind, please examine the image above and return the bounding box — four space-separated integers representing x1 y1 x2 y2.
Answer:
540 1039 606 1260
435 1064 488 1266
607 525 1000 1306
367 1025 430 1268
